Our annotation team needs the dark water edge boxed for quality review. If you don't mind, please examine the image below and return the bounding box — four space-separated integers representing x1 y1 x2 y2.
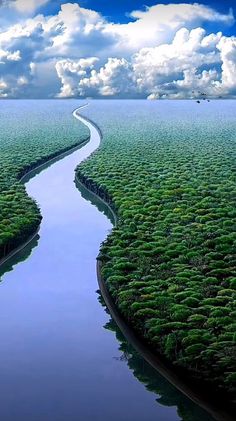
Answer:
0 106 218 421
78 166 235 421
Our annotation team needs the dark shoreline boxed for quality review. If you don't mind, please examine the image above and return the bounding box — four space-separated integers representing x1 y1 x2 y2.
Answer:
76 169 236 421
1 106 235 420
75 112 236 421
0 135 90 268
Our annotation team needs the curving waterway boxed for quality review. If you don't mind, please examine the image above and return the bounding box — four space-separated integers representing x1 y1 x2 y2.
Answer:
0 107 216 421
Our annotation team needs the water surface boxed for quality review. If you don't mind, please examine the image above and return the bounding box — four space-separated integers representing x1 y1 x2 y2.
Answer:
0 101 216 420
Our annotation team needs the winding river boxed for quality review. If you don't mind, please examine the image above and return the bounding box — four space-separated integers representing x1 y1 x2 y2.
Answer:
0 107 216 421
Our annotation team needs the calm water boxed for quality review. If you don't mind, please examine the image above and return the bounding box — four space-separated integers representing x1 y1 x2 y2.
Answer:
0 101 218 421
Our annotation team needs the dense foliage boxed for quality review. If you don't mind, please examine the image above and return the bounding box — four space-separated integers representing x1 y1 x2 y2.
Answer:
0 100 89 260
77 100 236 402
104 316 214 421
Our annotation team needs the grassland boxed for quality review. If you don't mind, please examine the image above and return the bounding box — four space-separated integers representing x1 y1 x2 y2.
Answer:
0 101 89 261
76 100 236 403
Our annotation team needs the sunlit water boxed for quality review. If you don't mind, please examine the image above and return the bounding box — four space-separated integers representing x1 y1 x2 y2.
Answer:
0 100 219 421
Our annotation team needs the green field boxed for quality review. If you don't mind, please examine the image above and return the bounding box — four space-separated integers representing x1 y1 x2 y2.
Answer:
77 100 236 402
0 100 89 260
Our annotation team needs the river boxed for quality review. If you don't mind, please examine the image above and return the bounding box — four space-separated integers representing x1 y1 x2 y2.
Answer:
0 106 215 421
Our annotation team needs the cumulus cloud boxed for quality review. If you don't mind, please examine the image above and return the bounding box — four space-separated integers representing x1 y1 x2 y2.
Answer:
83 58 135 96
217 36 236 93
0 2 235 98
2 0 49 14
56 57 99 97
0 48 21 62
0 15 59 97
41 4 105 56
0 78 8 97
55 27 225 99
106 3 234 52
132 27 222 98
85 58 134 96
56 57 135 97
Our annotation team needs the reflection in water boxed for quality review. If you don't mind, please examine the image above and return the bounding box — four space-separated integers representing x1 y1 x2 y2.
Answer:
78 171 214 421
75 177 115 225
0 104 218 421
99 296 213 421
0 235 39 281
0 170 215 421
79 167 216 421
0 142 90 283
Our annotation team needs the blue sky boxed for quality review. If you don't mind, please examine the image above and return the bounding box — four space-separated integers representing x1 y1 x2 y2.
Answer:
0 1 235 98
41 0 236 31
42 1 234 21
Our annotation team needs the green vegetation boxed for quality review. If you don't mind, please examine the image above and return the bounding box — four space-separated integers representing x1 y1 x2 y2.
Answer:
77 101 236 402
104 315 215 421
0 101 89 260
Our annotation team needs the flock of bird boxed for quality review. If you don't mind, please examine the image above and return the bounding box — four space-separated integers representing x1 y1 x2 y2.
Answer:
192 91 224 103
192 91 211 103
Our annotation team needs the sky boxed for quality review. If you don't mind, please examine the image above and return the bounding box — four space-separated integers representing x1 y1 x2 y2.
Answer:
0 1 235 98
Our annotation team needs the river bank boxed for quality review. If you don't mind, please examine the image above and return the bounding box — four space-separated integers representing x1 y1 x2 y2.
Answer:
76 164 234 420
0 100 215 421
0 101 89 263
0 136 89 268
75 102 236 420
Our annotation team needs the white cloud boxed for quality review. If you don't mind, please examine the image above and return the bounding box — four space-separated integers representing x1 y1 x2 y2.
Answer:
8 0 49 14
17 75 28 85
56 57 99 97
41 3 114 58
217 36 236 93
171 68 220 98
56 57 135 97
132 27 222 97
0 2 235 98
55 25 236 99
105 3 234 52
0 48 21 61
130 3 234 25
0 78 8 97
147 93 160 100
